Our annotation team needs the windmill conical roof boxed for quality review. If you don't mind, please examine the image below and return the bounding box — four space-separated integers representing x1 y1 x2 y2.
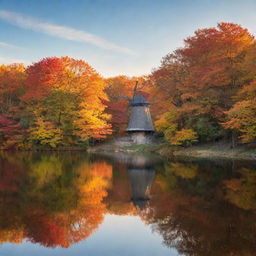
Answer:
130 96 149 106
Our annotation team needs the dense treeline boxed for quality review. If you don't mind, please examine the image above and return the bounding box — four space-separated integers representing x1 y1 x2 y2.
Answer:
151 22 256 146
0 57 112 149
106 23 256 146
0 22 256 149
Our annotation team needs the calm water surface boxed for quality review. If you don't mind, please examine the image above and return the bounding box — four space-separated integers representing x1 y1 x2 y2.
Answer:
0 151 256 256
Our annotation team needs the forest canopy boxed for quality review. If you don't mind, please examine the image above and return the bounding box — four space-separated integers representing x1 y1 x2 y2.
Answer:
0 57 112 149
0 22 256 149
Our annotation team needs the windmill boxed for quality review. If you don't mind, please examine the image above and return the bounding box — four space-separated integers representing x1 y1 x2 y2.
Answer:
126 81 154 144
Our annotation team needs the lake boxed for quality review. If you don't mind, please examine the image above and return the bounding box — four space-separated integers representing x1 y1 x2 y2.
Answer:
0 151 256 256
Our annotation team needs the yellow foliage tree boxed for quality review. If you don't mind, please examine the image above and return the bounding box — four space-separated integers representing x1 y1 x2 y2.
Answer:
171 129 198 146
29 116 63 148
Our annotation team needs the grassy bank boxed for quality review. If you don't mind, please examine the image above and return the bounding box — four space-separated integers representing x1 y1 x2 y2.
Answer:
152 142 256 160
170 143 256 160
88 140 256 161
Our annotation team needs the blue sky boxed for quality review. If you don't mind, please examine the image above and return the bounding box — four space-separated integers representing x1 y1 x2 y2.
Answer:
0 0 256 77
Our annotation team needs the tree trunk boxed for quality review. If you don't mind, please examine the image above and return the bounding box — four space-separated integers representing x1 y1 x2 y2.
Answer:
231 131 236 148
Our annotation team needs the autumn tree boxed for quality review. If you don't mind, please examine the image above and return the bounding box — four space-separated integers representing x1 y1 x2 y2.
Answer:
149 59 185 119
151 23 255 145
177 23 254 114
0 115 23 149
223 81 256 142
22 57 112 147
0 64 26 115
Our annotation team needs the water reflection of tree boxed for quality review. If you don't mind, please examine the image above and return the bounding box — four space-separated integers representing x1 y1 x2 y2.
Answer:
141 161 256 256
0 152 112 247
105 162 136 215
224 167 256 210
1 152 256 254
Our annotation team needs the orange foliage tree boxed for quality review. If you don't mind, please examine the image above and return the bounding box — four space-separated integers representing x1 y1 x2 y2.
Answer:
223 81 256 142
0 64 26 115
151 22 256 144
22 57 112 147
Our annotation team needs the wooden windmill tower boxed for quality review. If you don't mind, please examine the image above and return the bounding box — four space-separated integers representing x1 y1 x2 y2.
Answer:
126 81 154 144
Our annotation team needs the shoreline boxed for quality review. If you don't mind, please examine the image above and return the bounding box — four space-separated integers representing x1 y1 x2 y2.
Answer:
170 148 256 161
1 142 256 161
87 141 256 161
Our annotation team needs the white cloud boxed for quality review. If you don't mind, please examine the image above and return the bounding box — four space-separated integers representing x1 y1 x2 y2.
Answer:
0 41 23 49
0 10 135 55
